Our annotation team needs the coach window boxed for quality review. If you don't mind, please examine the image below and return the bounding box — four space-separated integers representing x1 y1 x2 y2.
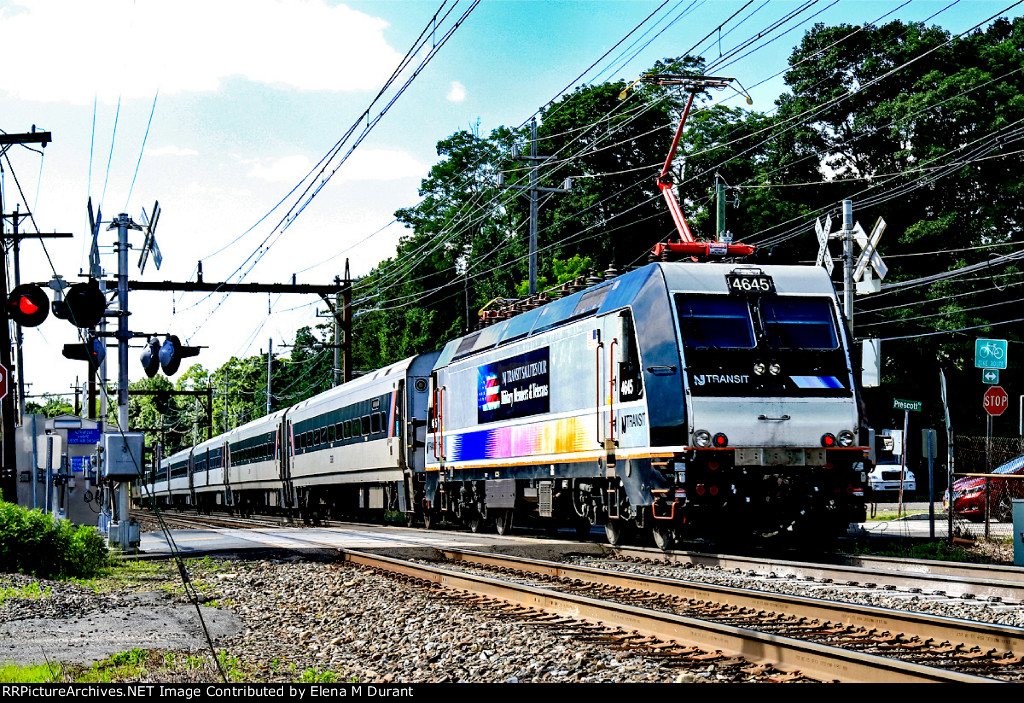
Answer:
361 415 370 436
342 420 351 439
328 424 336 443
371 412 381 435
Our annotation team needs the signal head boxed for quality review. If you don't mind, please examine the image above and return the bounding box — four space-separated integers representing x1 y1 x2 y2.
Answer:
63 279 106 328
141 337 161 378
6 284 50 327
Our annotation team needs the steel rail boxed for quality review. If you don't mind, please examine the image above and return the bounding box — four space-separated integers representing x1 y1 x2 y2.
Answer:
609 545 1024 603
340 548 995 683
435 547 1024 661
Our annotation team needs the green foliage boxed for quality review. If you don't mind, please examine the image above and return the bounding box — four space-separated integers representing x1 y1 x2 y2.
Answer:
0 581 51 605
0 662 61 683
0 502 108 579
856 540 982 563
24 393 75 419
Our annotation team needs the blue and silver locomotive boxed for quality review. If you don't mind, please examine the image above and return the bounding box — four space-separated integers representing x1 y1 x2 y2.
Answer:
422 261 868 548
147 260 868 549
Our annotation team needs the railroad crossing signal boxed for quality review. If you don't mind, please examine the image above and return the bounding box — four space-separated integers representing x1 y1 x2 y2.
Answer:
814 215 834 275
853 217 888 293
984 385 1009 417
6 284 50 327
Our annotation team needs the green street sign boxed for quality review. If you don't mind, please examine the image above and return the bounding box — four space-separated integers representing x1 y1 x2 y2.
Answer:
983 368 1000 384
975 338 1008 369
893 398 922 412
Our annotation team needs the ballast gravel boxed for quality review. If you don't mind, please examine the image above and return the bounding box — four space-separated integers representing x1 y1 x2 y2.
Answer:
1 549 1020 683
0 557 717 683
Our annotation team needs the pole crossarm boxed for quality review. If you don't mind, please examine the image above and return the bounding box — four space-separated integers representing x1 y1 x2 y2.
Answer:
0 131 52 147
123 280 344 295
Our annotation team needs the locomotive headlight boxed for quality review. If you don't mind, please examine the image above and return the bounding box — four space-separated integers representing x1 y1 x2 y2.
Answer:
693 430 712 447
769 363 781 375
753 362 766 375
837 430 855 447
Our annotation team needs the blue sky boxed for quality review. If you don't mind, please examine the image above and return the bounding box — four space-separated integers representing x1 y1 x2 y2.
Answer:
2 0 1021 400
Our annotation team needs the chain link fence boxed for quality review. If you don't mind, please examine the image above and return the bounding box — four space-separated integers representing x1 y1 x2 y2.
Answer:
949 435 1024 541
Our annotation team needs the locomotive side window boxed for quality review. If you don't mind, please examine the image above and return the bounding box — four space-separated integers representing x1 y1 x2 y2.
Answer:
676 297 755 349
760 297 839 350
617 310 644 402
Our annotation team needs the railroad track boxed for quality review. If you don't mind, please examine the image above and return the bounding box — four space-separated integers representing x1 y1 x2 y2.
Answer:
130 511 1024 681
344 548 1003 683
610 546 1024 605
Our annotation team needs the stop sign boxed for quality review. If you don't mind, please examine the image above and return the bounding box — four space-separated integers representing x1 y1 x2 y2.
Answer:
984 385 1009 416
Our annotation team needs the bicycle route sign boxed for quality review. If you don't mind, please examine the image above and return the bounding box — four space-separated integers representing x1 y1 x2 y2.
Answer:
975 338 1008 369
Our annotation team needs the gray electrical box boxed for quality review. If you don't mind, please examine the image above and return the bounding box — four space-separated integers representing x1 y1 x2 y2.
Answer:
102 433 145 479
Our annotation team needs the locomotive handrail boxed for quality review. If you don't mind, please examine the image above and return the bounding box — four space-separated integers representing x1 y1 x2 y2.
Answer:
432 386 440 460
432 385 447 461
608 337 618 446
595 337 604 447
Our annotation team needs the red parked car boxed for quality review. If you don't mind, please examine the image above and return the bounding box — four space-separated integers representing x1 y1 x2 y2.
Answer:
944 455 1024 522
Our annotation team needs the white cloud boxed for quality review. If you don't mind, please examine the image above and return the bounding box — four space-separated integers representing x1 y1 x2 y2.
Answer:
145 145 198 158
246 149 425 184
336 149 426 182
447 81 467 103
246 154 314 183
2 0 404 104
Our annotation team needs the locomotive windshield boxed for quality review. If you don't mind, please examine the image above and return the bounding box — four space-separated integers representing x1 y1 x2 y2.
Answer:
760 298 838 350
677 297 756 349
674 293 850 397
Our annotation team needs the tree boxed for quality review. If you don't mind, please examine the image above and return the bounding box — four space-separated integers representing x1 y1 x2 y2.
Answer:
25 393 74 418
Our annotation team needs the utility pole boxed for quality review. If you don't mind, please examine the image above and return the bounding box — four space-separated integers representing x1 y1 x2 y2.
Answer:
841 199 854 327
109 214 141 432
714 175 733 244
0 129 55 503
500 118 572 295
266 338 273 415
316 260 353 385
223 370 231 432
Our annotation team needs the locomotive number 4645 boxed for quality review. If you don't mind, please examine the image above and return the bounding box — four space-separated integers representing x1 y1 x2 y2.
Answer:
726 273 775 294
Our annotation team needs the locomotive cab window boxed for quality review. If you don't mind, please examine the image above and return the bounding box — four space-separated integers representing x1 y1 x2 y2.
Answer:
760 297 839 350
675 296 755 349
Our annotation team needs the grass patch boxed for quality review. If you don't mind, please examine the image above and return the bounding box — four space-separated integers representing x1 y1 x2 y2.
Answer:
857 540 984 563
0 581 51 605
0 662 62 682
70 559 174 593
868 509 930 522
